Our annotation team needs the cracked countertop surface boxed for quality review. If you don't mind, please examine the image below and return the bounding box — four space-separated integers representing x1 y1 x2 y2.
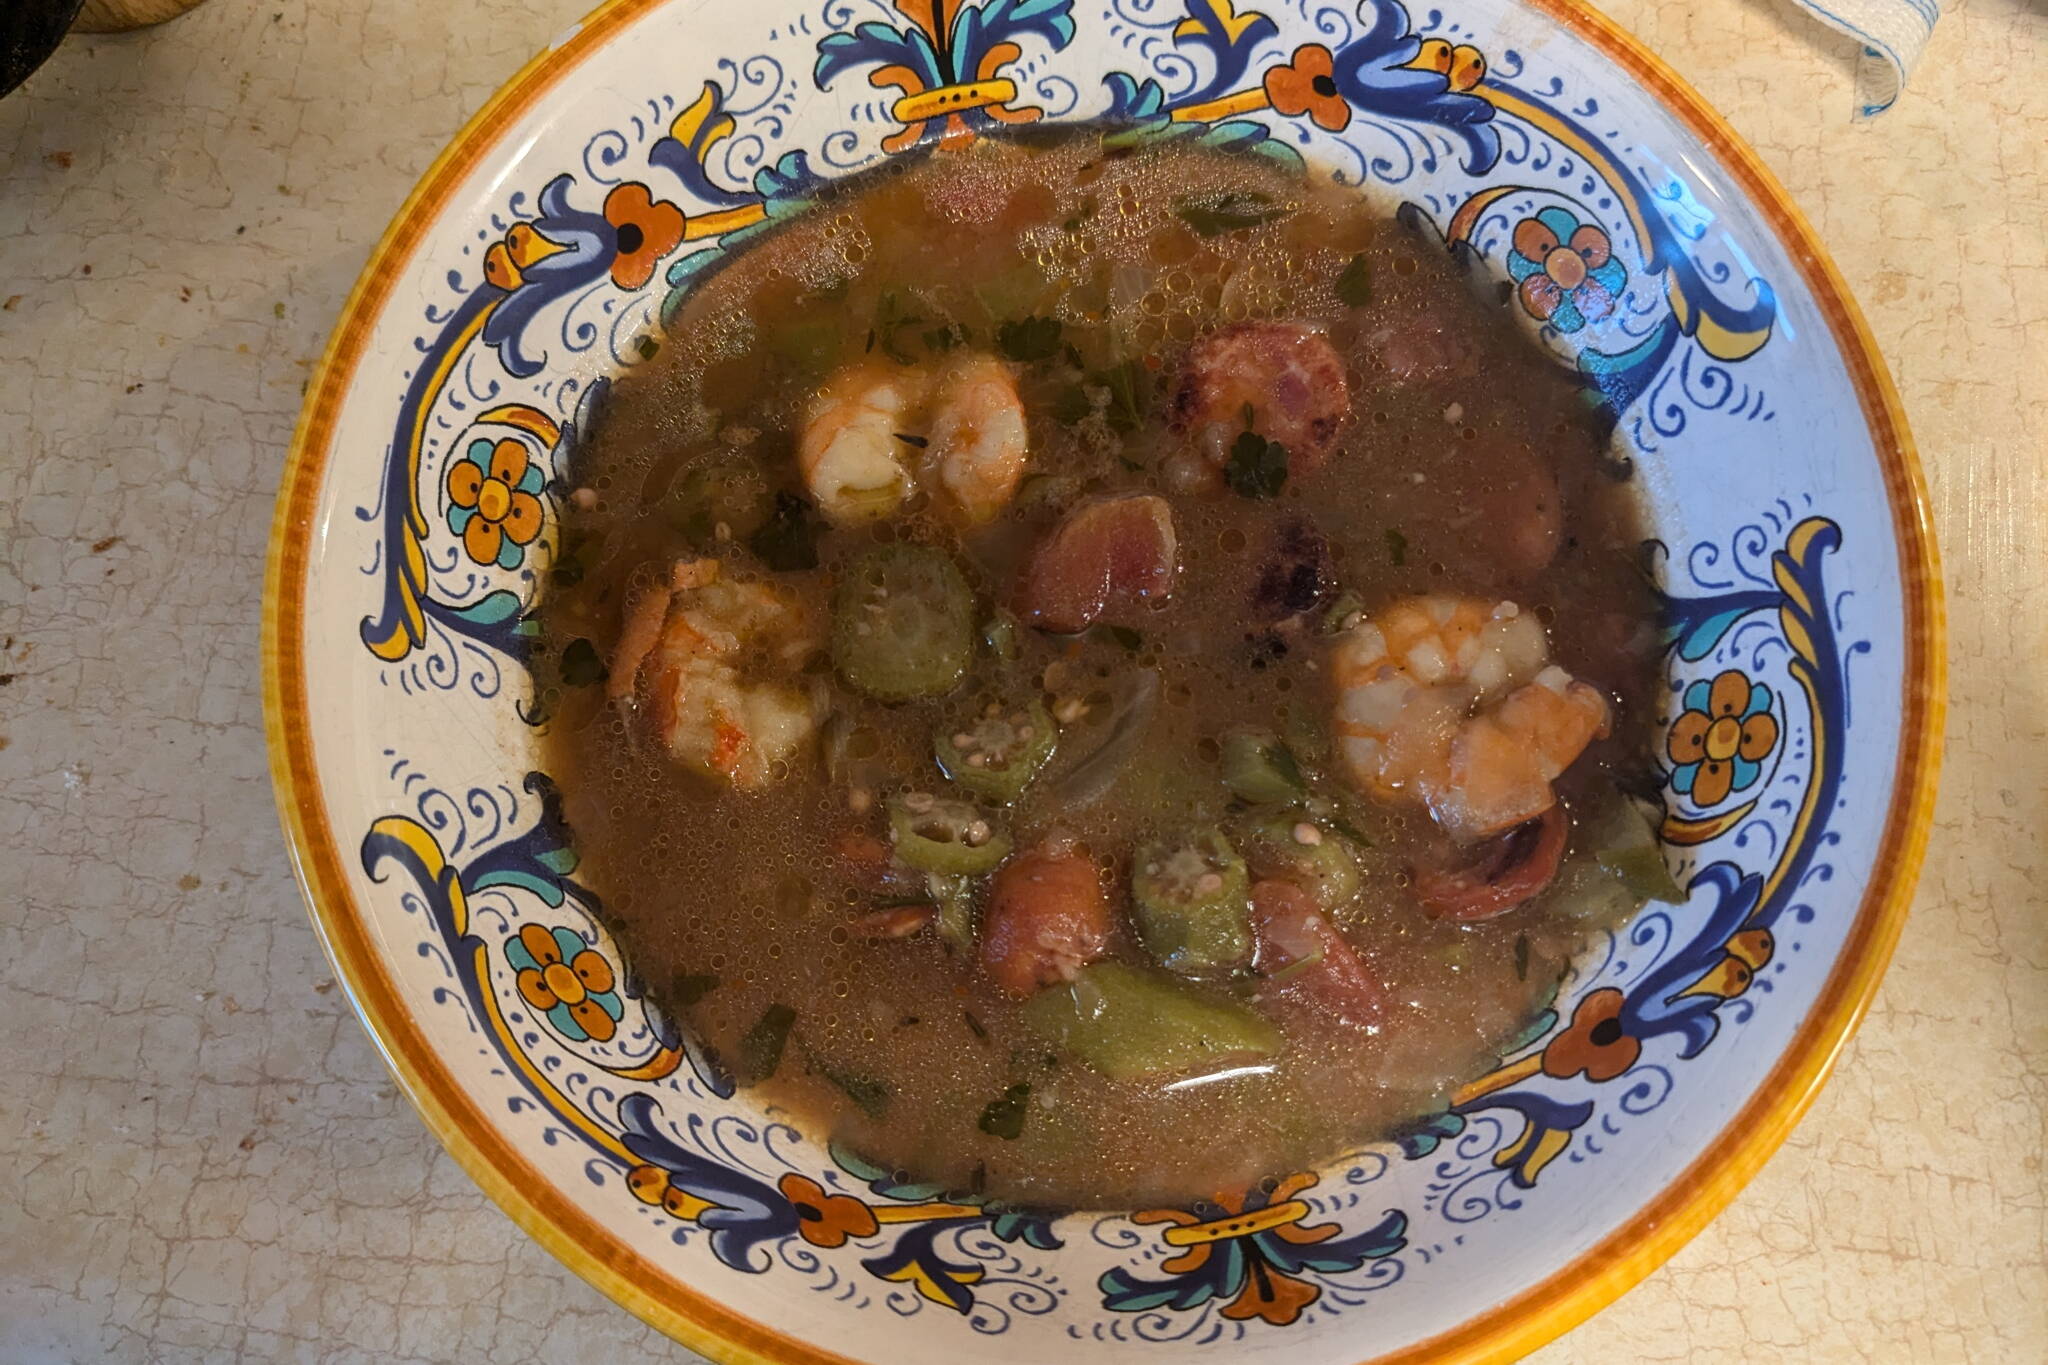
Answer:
1 0 2042 1360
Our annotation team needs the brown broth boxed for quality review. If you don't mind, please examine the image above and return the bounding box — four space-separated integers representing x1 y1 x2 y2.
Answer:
536 135 1661 1209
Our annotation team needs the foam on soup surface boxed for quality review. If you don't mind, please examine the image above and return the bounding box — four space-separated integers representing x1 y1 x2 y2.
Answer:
536 134 1667 1208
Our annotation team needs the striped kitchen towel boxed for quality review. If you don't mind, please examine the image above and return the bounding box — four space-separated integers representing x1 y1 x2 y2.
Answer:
1791 0 1942 114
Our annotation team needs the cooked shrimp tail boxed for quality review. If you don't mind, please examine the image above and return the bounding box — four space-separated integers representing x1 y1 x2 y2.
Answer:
798 352 1029 526
1332 596 1610 839
611 557 823 790
798 366 921 525
926 353 1029 524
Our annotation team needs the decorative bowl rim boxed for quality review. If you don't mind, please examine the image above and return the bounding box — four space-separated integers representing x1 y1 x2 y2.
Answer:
260 0 1945 1360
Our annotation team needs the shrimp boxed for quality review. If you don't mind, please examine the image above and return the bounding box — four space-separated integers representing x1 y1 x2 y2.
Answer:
926 353 1029 523
798 353 1028 526
798 365 920 525
611 558 823 791
1330 596 1610 840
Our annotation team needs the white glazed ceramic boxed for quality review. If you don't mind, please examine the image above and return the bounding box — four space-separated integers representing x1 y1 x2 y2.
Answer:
263 1 1942 1360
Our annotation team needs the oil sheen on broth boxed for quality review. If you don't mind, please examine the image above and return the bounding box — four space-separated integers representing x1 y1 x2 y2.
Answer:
537 134 1668 1210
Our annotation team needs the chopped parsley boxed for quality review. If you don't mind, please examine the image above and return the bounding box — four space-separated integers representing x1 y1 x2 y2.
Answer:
871 290 926 364
672 973 720 1007
558 638 607 687
977 1082 1032 1140
1095 356 1153 434
1175 190 1292 237
737 1003 797 1084
995 314 1064 363
1335 253 1373 307
812 1055 891 1119
1225 431 1290 499
748 491 823 571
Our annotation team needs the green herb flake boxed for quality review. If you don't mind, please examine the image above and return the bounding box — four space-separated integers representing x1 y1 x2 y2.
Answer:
1225 431 1290 499
931 873 976 952
982 611 1019 661
1050 383 1093 425
550 526 605 589
963 1009 991 1043
1514 932 1530 982
996 315 1064 363
1384 527 1409 567
977 1082 1032 1140
1324 810 1374 848
737 1003 797 1084
1175 190 1292 237
1095 357 1152 434
1266 739 1306 790
1098 624 1143 652
673 972 720 1007
1598 844 1687 905
748 491 823 571
559 638 607 687
813 1056 891 1119
894 431 929 449
871 290 927 365
1335 253 1373 307
1320 589 1365 635
922 322 969 353
634 335 661 362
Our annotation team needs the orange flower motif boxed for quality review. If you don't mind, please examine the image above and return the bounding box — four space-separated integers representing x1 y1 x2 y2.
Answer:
506 922 623 1043
602 183 686 290
1264 45 1351 132
445 436 546 569
1221 1261 1322 1325
1541 987 1639 1082
778 1173 879 1249
1107 1171 1405 1326
1667 669 1779 807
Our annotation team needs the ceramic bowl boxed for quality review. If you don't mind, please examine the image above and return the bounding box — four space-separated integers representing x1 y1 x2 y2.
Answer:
263 1 1942 1359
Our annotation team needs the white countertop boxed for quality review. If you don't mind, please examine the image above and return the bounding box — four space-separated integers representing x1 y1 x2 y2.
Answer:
2 0 2042 1359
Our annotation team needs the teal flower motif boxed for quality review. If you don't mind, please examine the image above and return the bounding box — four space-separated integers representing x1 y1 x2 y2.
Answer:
1507 206 1627 334
1667 669 1779 807
506 922 624 1043
446 436 546 569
